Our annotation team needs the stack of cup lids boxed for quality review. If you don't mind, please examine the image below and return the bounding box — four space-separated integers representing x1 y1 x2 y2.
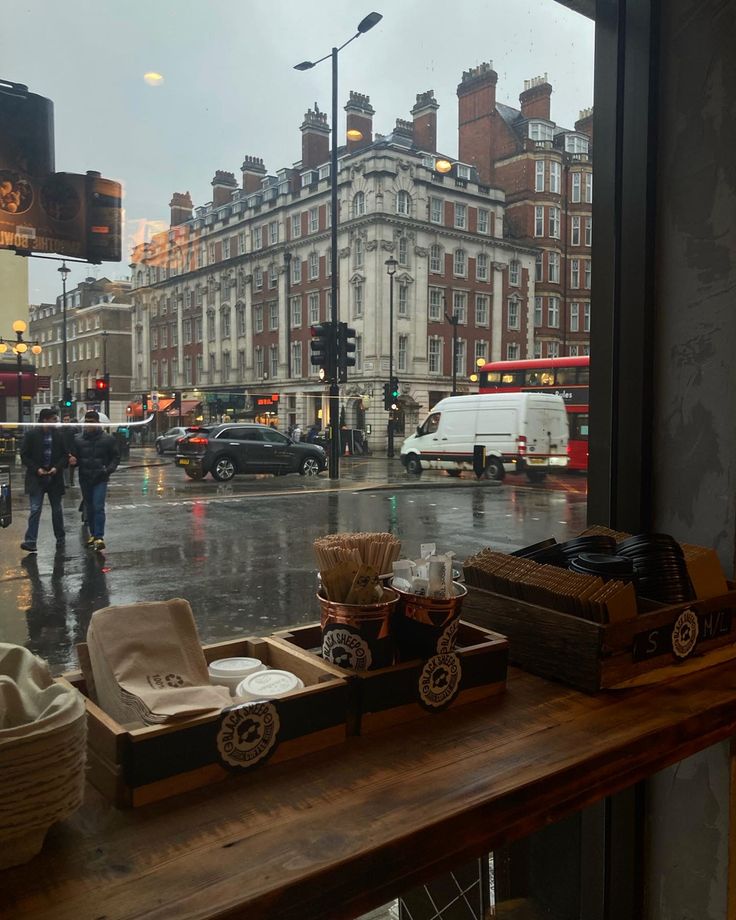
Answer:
208 657 266 695
0 644 87 869
236 669 304 702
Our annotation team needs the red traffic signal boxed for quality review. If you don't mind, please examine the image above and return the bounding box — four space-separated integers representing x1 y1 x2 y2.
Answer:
95 377 109 392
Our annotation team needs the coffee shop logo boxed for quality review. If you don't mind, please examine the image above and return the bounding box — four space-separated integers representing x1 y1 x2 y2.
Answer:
322 624 372 671
436 619 459 654
216 701 280 769
672 608 699 659
418 653 462 710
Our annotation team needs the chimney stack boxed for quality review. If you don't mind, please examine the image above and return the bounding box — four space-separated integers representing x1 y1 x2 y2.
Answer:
169 191 193 227
211 170 237 207
457 61 498 185
241 156 267 193
575 106 594 142
345 92 374 152
411 90 439 153
393 118 414 143
519 74 552 121
300 105 330 169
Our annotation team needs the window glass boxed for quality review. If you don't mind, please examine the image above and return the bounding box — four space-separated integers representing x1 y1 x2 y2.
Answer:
421 413 441 435
262 428 290 445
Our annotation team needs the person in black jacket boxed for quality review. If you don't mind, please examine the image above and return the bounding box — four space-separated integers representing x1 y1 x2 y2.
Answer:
70 410 120 552
19 407 68 553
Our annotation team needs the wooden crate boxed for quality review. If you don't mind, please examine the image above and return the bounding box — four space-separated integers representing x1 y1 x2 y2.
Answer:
60 636 348 808
270 620 508 735
463 583 736 692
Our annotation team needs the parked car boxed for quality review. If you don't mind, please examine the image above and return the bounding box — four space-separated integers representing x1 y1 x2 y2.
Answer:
156 426 189 454
175 423 327 481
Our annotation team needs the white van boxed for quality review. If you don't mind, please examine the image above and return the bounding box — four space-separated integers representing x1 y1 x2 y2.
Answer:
400 392 569 481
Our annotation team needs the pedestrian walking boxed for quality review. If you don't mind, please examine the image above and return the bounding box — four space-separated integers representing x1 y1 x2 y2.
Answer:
70 410 120 552
19 408 68 554
60 413 79 487
291 423 302 443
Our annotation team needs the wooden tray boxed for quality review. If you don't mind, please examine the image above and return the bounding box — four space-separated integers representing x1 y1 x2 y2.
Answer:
270 620 508 735
463 583 736 692
60 636 348 808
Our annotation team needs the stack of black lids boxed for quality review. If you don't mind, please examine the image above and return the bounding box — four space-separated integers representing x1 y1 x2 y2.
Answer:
616 533 694 603
568 552 636 583
511 538 565 567
557 535 618 567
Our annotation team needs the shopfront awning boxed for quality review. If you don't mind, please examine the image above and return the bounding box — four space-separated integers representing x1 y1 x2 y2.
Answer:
167 399 201 416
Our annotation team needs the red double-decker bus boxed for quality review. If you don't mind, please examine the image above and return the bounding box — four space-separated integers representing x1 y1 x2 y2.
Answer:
478 356 589 471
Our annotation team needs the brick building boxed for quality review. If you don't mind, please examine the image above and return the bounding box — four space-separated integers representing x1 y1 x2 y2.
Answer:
130 71 591 447
29 277 133 422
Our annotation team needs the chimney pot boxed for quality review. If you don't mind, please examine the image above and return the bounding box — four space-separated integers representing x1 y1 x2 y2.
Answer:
519 76 552 121
169 191 193 227
300 106 330 169
411 90 439 153
457 61 498 184
345 91 374 152
241 155 267 193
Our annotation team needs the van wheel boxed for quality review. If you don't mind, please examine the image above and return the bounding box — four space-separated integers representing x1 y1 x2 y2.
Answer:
526 470 547 483
484 458 505 481
405 455 422 476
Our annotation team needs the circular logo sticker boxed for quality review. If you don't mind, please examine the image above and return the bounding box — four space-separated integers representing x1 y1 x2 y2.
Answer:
672 608 699 659
436 619 460 654
322 624 373 671
216 701 280 770
418 653 462 711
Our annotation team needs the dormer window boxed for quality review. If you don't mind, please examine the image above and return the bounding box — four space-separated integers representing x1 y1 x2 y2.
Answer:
529 120 554 143
565 133 590 155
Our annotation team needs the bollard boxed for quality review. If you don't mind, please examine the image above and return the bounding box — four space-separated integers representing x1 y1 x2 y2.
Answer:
0 465 11 528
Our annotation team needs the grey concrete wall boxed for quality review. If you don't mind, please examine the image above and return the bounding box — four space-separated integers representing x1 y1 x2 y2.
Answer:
646 1 736 917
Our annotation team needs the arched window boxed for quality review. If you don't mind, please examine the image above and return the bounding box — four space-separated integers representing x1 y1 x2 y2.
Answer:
352 191 366 217
396 190 411 215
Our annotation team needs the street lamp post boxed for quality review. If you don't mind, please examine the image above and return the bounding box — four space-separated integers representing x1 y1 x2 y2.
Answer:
295 10 382 480
0 321 42 422
101 330 110 417
445 308 459 397
385 257 397 457
58 262 70 406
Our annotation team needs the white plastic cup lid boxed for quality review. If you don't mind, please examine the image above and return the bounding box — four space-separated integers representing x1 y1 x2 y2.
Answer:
208 657 264 678
237 669 304 700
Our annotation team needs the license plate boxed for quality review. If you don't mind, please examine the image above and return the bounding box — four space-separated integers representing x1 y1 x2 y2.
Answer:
178 458 190 466
528 458 547 465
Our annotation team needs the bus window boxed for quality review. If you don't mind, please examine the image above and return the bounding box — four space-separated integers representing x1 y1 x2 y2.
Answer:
525 370 544 385
555 368 576 385
576 367 590 385
500 370 524 386
486 372 502 384
570 413 589 439
540 372 555 386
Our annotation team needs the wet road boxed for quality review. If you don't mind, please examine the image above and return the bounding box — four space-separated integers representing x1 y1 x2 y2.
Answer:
0 450 587 674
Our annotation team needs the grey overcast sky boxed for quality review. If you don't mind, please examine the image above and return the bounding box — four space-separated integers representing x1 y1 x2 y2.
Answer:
6 0 594 304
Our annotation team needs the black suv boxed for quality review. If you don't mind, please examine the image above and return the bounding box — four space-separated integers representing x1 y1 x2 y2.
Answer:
175 424 326 481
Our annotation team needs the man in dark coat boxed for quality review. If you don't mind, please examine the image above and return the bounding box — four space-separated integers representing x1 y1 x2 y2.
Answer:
19 407 68 553
70 410 120 552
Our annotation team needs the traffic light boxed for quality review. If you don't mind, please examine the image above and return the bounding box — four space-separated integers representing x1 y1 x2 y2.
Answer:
389 376 400 409
310 322 336 379
383 382 392 411
336 322 356 383
95 377 109 393
62 388 73 410
141 393 149 415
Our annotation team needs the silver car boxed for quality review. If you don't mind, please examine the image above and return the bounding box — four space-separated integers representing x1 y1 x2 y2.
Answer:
155 426 189 454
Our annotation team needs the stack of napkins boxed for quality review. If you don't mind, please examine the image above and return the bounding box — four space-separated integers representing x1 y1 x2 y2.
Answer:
0 643 86 869
87 599 232 726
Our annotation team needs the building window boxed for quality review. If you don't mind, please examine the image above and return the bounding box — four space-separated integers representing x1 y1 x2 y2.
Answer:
535 206 544 237
454 340 467 377
195 317 203 342
291 341 302 377
151 360 158 384
237 305 246 336
398 236 409 267
570 259 580 289
475 340 488 364
353 283 364 317
308 252 319 280
151 329 158 351
550 161 561 194
398 283 409 317
428 337 442 374
535 160 545 192
548 341 560 358
584 173 593 203
354 237 364 268
254 304 263 333
529 121 554 143
509 260 520 286
535 252 544 282
207 314 215 341
507 343 520 359
253 226 262 250
352 192 365 217
172 323 178 346
429 244 442 274
475 294 489 326
428 288 443 322
396 190 410 215
238 231 246 255
548 296 560 328
571 216 581 246
549 252 560 283
269 222 279 245
222 311 231 338
269 265 278 288
507 298 521 330
196 286 203 306
585 218 592 247
453 249 466 277
356 334 363 371
534 296 543 327
452 291 467 324
325 246 332 276
398 335 408 372
549 207 560 239
571 173 581 203
291 213 301 239
569 344 579 356
476 252 489 282
584 303 591 331
291 258 302 284
570 302 580 332
195 354 203 381
309 207 319 232
290 296 302 328
237 349 245 378
254 267 263 291
430 197 443 224
584 260 592 289
222 238 231 260
477 208 489 234
255 346 264 378
269 302 279 331
184 355 192 384
308 292 320 324
565 134 589 155
223 352 231 381
270 345 278 378
454 203 466 229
